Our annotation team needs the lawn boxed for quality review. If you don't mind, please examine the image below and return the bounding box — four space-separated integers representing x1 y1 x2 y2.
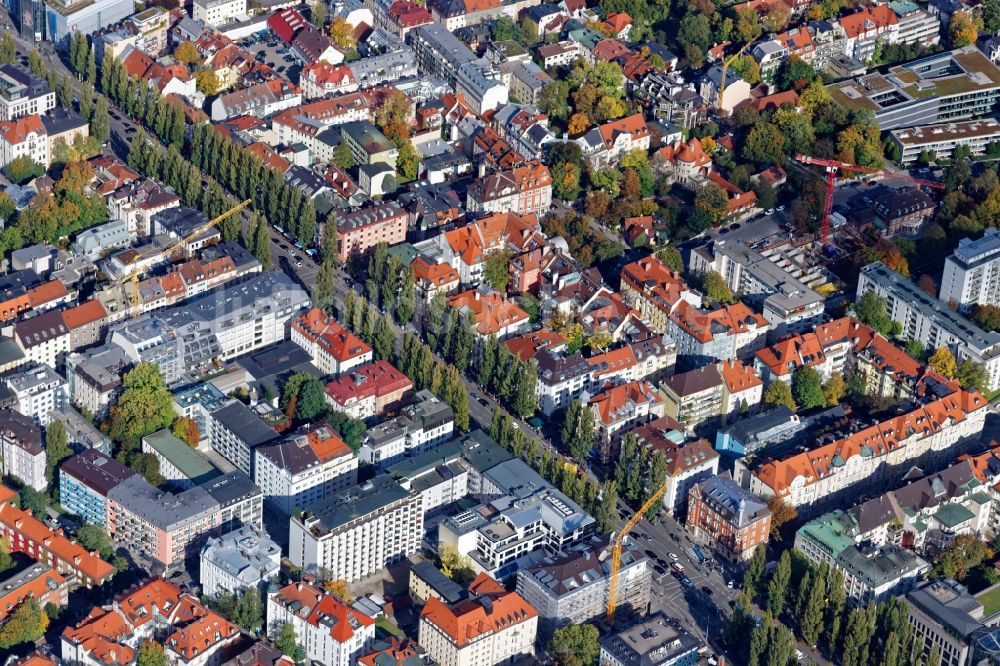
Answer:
375 615 405 638
977 586 1000 617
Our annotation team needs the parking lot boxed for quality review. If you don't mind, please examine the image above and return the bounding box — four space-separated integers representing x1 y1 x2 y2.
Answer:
238 34 301 79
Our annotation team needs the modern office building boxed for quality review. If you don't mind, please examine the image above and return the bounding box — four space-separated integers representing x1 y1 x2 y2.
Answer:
45 0 136 45
193 0 246 26
59 449 135 529
941 228 1000 313
209 400 279 476
599 613 702 666
358 389 455 469
906 579 987 666
828 46 1000 130
858 261 1000 390
889 118 1000 165
288 474 423 581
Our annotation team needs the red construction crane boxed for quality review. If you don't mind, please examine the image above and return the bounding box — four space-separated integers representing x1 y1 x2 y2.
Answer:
795 154 879 246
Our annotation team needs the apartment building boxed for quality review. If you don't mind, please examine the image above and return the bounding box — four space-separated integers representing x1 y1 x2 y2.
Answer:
0 409 45 491
575 113 651 169
0 114 49 169
620 256 702 333
300 62 359 99
62 578 240 666
0 562 67 623
941 228 1000 313
858 261 1000 390
687 476 771 562
661 365 726 431
289 474 424 581
291 308 372 376
420 576 538 666
516 540 650 638
66 343 129 417
209 401 279 477
447 290 531 339
796 498 929 604
358 389 455 469
828 47 1000 131
667 300 769 364
906 579 996 666
253 423 359 516
2 363 67 426
14 308 70 369
325 360 414 419
200 525 281 597
335 202 408 264
746 388 988 516
0 65 55 121
890 119 1000 165
142 429 222 489
631 417 719 515
171 381 231 447
600 614 702 666
59 449 135 529
588 380 665 445
0 484 115 587
690 240 825 338
107 471 263 568
267 581 376 666
466 162 553 217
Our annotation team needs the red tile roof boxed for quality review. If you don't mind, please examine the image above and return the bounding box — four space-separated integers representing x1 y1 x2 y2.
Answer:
293 307 372 363
447 290 529 336
326 360 413 404
62 299 108 330
420 581 536 647
0 115 46 145
597 113 648 149
588 380 663 427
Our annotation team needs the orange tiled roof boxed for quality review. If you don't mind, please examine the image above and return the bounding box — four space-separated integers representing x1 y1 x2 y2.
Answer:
444 211 537 267
588 380 663 426
326 360 412 404
0 495 115 583
293 307 372 363
620 256 694 315
0 564 65 623
669 300 766 344
26 278 67 308
587 346 637 379
0 114 46 144
597 113 648 149
604 11 632 31
839 5 898 38
272 581 374 642
167 608 239 660
755 331 825 377
247 142 291 173
447 290 529 336
592 39 631 61
503 329 566 361
62 299 108 330
412 257 459 288
719 358 762 393
420 580 536 647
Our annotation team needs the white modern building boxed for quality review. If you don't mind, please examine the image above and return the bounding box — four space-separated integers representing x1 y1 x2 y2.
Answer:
2 363 68 426
288 474 423 581
0 409 45 491
253 424 359 516
201 525 281 598
209 401 279 476
193 0 247 26
358 390 455 469
889 119 1000 165
0 65 55 121
941 228 1000 313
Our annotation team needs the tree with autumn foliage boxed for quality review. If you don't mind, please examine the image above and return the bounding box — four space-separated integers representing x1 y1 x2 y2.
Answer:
323 580 354 603
171 417 201 447
174 41 200 65
928 347 958 379
328 17 357 50
949 11 978 47
568 113 590 136
767 496 798 540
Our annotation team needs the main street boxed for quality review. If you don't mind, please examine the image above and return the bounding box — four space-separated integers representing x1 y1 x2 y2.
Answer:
2 20 748 659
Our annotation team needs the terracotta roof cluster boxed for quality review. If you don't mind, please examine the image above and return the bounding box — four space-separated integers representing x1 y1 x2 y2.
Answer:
632 416 719 475
412 256 459 289
247 142 292 173
657 137 712 169
326 360 413 405
839 5 898 38
0 486 115 584
388 0 433 28
301 62 357 91
670 300 766 344
706 171 757 213
588 379 663 427
472 125 526 170
719 358 762 394
420 574 536 648
503 328 567 361
292 307 372 363
121 47 192 93
593 39 631 62
621 255 695 315
447 290 530 336
25 278 68 308
444 211 541 267
65 578 238 665
88 156 141 196
588 346 638 380
469 162 553 206
272 581 375 642
755 388 986 497
0 563 66 623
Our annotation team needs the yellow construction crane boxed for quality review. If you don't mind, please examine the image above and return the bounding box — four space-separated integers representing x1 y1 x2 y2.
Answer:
121 199 252 317
717 42 752 115
606 479 669 623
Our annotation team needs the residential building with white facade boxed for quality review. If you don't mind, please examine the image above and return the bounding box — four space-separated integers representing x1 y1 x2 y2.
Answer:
941 228 1000 313
200 525 281 598
0 65 55 121
288 474 424 581
193 0 247 26
858 261 1000 391
290 307 372 376
2 363 68 426
267 581 376 666
253 423 359 516
0 114 49 169
358 389 455 469
0 409 45 491
889 119 1000 165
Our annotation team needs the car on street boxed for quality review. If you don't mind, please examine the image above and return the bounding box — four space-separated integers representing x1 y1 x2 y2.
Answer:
680 577 692 588
701 586 712 595
653 564 666 575
766 208 775 215
669 552 679 561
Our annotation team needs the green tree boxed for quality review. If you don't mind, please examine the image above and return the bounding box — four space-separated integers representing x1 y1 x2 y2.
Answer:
275 622 306 661
656 246 684 271
91 95 110 143
483 249 513 292
933 533 991 580
764 381 796 411
798 564 826 645
45 419 71 493
0 536 14 574
777 55 815 91
233 588 264 632
137 639 166 666
792 367 825 410
18 486 46 517
767 550 792 616
678 13 711 50
694 182 729 224
824 566 846 651
372 314 395 362
6 156 44 185
701 271 734 304
743 123 786 165
548 624 601 666
75 524 115 560
561 399 595 461
853 291 893 335
108 363 177 447
0 598 46 648
595 480 618 533
958 358 989 393
0 33 15 65
744 544 766 598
